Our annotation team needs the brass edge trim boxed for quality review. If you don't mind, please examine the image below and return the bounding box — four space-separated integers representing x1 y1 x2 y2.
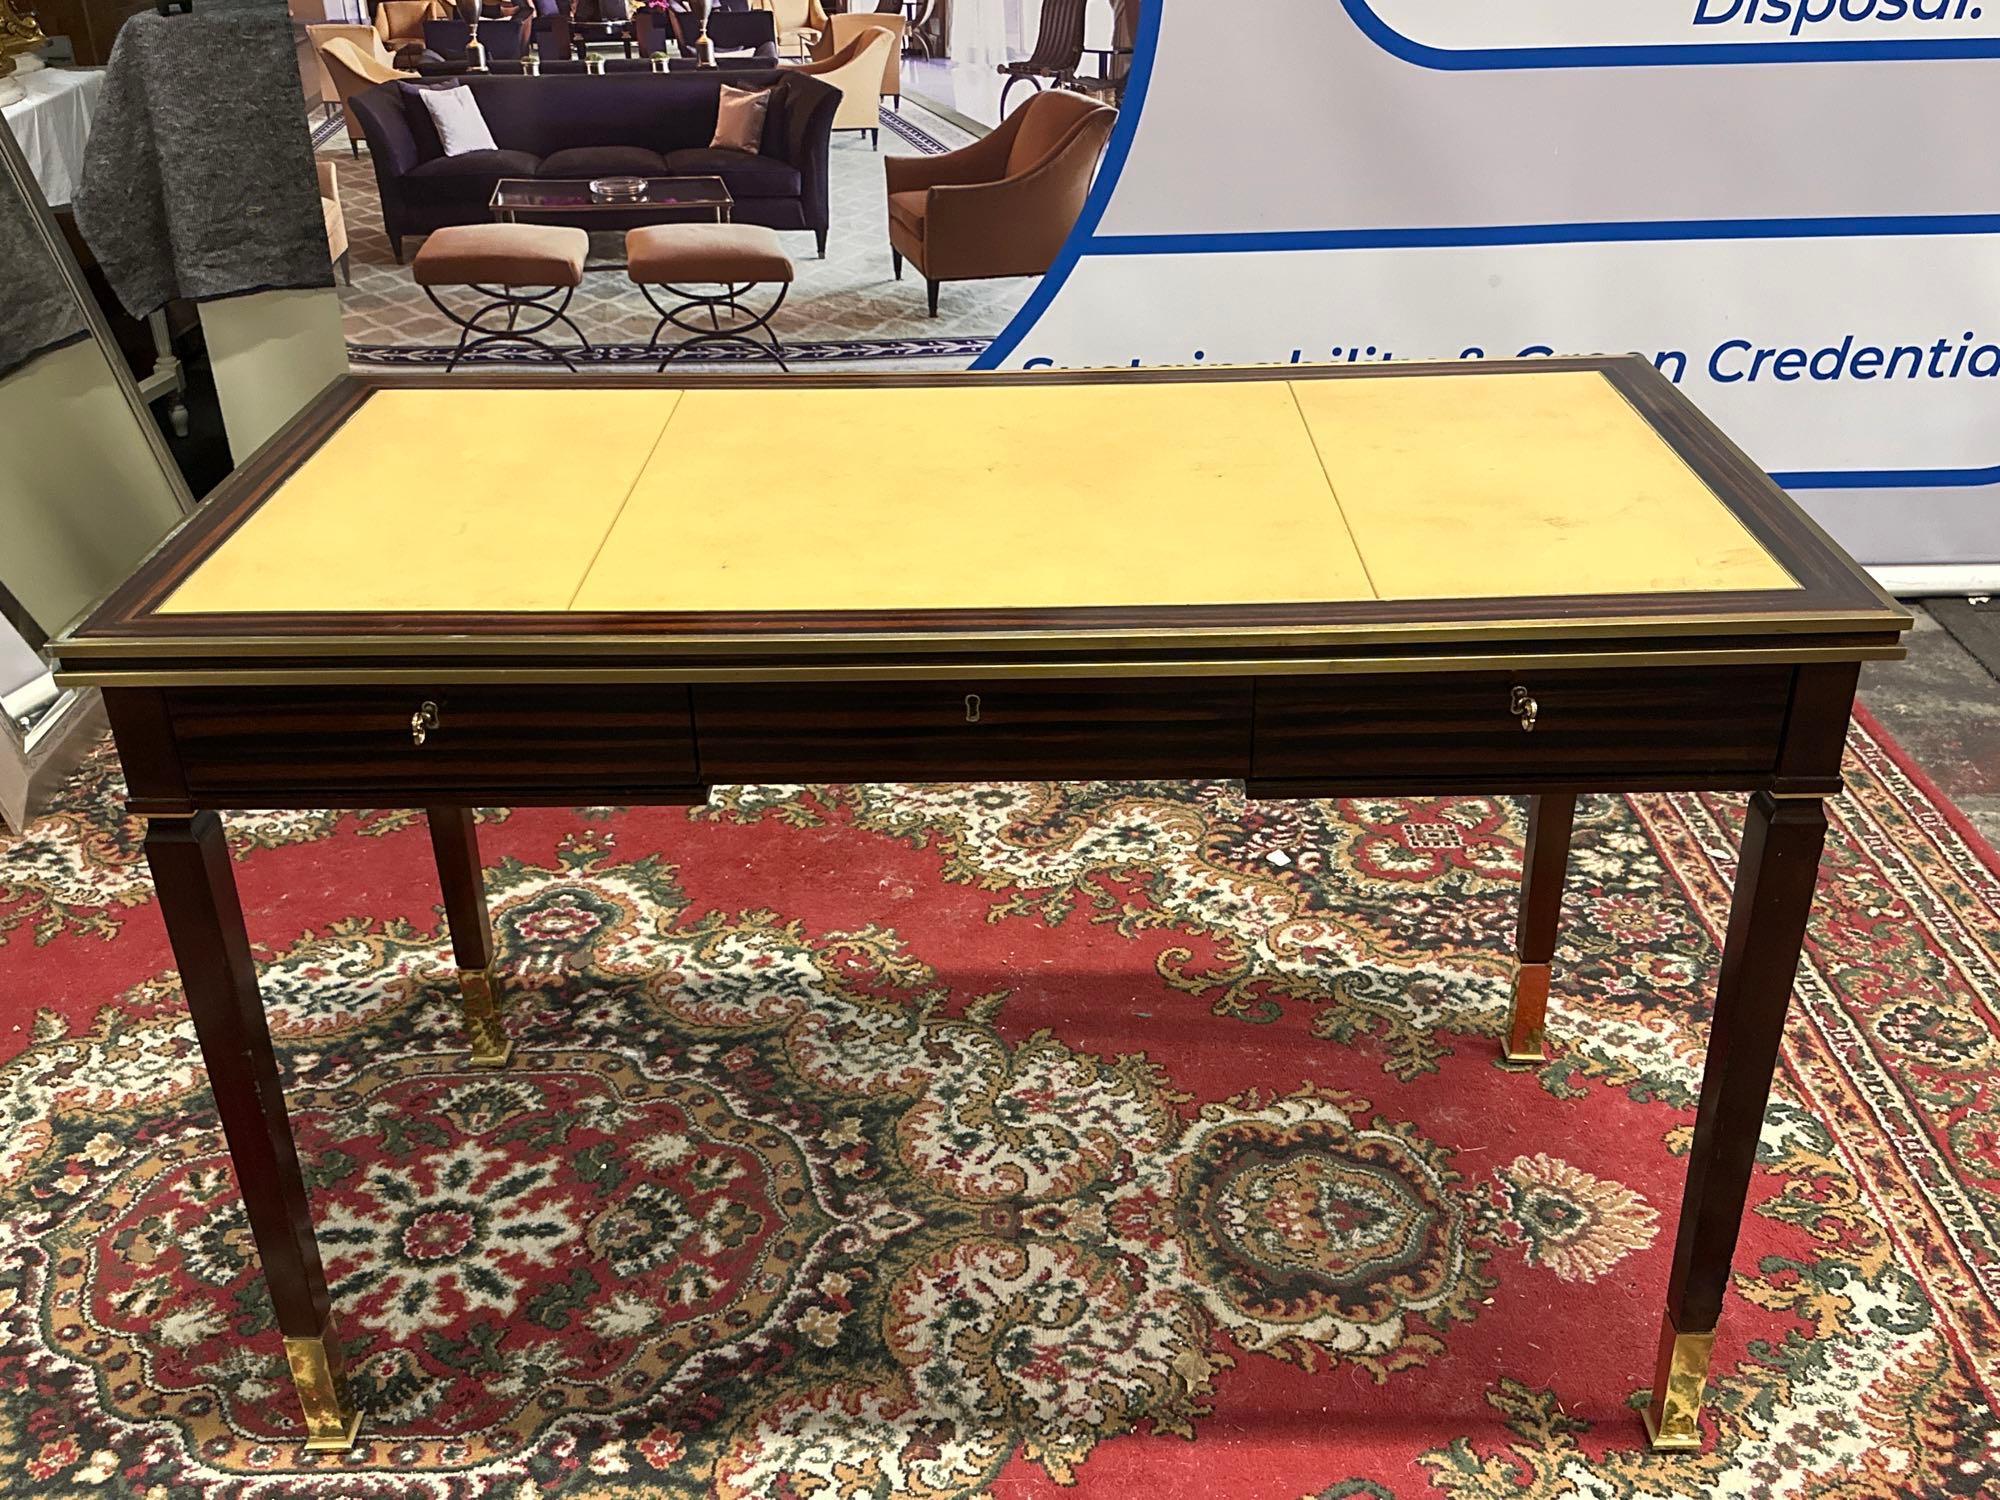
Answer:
60 359 1907 653
53 642 1906 690
48 384 373 644
1617 362 1911 625
1596 371 1798 589
50 607 1910 663
363 356 1638 392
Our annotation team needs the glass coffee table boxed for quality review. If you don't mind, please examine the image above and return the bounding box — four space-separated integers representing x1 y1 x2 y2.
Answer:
490 177 735 271
490 175 733 230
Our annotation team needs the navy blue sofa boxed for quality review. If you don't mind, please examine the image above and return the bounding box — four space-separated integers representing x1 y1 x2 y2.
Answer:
349 70 838 260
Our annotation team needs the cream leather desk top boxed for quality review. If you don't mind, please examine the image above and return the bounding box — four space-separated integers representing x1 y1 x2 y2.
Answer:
159 371 1795 616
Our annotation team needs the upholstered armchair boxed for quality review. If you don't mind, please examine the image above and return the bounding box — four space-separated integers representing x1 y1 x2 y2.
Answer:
534 9 574 60
316 160 350 285
788 27 895 146
423 14 535 58
318 36 415 155
883 89 1112 315
638 4 776 58
376 0 451 50
630 5 670 53
306 25 387 122
813 11 901 106
752 0 824 57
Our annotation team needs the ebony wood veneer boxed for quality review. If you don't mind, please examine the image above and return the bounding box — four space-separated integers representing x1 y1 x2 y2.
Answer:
1251 665 1795 793
151 685 701 807
695 678 1252 783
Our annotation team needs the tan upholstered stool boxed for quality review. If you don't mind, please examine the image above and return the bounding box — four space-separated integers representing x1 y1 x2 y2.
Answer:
625 222 795 370
412 223 592 371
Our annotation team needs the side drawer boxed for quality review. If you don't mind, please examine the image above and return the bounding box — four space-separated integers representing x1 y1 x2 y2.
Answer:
163 685 701 804
1252 666 1792 791
695 678 1253 783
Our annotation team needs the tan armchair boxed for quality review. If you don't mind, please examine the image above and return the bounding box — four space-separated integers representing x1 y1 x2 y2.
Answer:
319 36 416 154
813 11 903 106
883 89 1113 316
375 0 450 51
317 160 350 285
752 0 826 57
788 27 897 147
306 25 389 118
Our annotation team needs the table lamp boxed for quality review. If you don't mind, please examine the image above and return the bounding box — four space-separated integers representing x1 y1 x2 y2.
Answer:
690 0 715 67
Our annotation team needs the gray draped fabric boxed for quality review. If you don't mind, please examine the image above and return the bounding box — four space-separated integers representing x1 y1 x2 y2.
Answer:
72 3 332 320
0 153 87 382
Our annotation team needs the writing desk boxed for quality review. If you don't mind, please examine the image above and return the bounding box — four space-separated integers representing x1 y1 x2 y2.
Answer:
52 358 1910 1455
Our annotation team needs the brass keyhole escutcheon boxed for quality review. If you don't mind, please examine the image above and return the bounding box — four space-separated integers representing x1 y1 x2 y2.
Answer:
1509 685 1538 734
964 693 981 724
411 700 440 746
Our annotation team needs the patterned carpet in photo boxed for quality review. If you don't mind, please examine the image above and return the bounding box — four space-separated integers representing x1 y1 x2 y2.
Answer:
1 707 1997 1495
326 100 1026 371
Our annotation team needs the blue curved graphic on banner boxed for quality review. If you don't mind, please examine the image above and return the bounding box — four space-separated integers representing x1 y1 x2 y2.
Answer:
1340 0 2000 68
1086 212 2000 255
970 0 1160 370
1777 464 2000 488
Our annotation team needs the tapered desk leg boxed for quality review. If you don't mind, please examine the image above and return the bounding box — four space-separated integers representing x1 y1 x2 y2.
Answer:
1505 793 1575 1065
1645 791 1828 1450
143 813 360 1453
425 807 511 1067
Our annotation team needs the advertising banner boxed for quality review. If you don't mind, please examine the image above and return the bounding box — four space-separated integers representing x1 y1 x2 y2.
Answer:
977 1 2000 572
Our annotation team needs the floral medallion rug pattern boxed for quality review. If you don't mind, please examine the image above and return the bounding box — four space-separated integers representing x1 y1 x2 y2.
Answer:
1 709 1997 1498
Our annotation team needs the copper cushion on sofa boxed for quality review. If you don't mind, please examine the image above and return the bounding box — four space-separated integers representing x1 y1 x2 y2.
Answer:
412 223 589 286
625 223 795 284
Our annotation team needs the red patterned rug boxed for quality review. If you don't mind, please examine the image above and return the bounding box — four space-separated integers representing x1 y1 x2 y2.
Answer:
2 708 1997 1498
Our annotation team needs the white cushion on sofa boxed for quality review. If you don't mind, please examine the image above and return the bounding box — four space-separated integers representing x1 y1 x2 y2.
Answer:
421 86 499 156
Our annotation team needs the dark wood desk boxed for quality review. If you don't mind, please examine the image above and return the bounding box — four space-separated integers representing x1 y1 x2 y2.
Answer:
51 359 1910 1456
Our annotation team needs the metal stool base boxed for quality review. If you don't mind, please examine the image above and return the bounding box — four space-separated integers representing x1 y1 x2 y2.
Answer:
423 282 591 371
637 279 790 370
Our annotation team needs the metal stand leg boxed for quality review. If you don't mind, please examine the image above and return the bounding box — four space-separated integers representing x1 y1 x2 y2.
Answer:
1645 791 1829 1450
1505 793 1574 1064
638 279 790 368
424 282 591 371
143 812 359 1453
426 807 510 1067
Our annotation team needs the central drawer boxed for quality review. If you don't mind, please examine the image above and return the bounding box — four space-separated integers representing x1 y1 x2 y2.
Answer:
694 679 1254 783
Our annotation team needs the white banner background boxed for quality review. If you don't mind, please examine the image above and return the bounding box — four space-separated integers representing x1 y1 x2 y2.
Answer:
977 0 2000 569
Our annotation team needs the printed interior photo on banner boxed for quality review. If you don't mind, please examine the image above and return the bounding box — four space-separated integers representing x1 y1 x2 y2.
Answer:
295 0 1139 371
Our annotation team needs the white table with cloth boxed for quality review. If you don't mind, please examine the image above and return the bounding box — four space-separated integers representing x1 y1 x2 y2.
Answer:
1 65 103 208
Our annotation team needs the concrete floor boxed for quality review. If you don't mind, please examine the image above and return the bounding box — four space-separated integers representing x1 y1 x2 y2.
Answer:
1858 600 2000 847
